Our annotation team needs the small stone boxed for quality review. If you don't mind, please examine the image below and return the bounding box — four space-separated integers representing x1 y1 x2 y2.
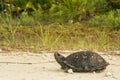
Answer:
105 72 112 77
67 69 73 74
93 71 96 74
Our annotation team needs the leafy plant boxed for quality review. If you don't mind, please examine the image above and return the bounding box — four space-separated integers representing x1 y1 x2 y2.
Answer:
88 10 120 30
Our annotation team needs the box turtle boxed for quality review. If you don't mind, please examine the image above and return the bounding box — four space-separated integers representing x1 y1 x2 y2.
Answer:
54 51 109 72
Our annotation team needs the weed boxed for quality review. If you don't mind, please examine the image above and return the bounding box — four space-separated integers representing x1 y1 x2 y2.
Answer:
0 24 120 52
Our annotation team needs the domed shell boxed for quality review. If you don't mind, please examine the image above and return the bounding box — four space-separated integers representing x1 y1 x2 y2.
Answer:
63 51 109 72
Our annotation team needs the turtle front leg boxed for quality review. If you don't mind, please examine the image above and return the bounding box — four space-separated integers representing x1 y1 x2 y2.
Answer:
64 68 73 73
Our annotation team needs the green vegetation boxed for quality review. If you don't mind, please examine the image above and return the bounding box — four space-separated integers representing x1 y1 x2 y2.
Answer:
0 0 120 52
0 24 120 52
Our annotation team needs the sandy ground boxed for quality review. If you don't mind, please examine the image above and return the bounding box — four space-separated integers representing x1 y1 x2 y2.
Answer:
0 51 120 80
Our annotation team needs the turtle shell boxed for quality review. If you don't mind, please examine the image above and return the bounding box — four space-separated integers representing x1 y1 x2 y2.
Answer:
54 51 109 72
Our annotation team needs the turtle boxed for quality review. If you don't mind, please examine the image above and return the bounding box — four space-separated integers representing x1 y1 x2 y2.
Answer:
54 51 109 72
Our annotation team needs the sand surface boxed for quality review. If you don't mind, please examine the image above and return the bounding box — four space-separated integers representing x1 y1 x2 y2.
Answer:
0 51 120 80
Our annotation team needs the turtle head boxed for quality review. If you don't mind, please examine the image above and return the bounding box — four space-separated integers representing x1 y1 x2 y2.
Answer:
54 52 66 69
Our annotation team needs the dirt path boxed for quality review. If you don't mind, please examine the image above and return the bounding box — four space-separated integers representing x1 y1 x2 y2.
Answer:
0 52 120 80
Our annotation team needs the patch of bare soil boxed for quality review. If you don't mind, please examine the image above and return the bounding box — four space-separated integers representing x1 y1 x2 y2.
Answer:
0 52 120 80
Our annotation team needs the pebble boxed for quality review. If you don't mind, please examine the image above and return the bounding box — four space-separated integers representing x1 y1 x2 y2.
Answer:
67 69 73 74
105 72 113 77
93 71 96 74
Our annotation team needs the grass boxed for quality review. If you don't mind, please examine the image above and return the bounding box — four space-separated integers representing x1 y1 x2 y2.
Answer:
0 23 120 53
0 0 120 53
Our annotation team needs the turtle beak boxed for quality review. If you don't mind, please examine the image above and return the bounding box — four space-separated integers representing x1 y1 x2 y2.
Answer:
54 52 65 61
54 52 61 59
54 52 59 55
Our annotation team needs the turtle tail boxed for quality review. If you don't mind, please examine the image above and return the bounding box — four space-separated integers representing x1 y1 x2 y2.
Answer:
54 52 66 69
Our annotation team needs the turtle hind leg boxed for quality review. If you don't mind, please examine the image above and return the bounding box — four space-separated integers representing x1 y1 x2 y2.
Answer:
54 52 66 69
